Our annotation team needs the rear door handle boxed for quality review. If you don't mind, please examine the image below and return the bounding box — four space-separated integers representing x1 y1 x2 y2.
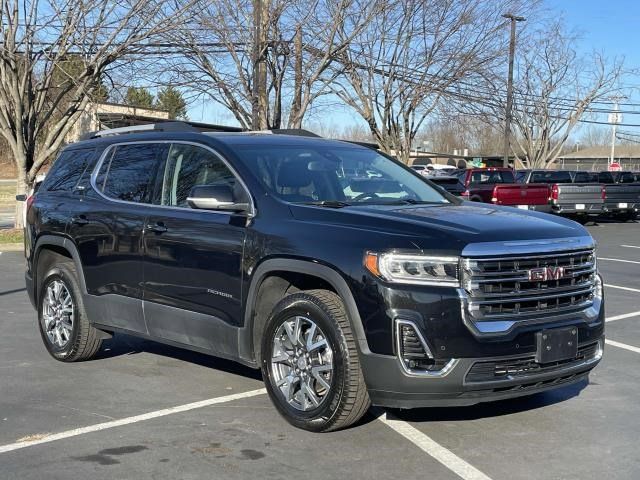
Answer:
71 215 89 225
146 223 168 233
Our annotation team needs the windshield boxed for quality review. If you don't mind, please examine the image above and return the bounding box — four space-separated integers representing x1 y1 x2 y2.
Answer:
234 144 450 205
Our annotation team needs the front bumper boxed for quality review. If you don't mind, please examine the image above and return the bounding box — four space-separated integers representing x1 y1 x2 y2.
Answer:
361 338 602 408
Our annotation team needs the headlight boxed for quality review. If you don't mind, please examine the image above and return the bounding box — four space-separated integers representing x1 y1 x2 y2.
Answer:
365 252 460 286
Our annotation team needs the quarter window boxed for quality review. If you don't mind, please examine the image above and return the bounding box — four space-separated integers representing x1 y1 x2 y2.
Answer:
42 148 96 193
95 144 163 203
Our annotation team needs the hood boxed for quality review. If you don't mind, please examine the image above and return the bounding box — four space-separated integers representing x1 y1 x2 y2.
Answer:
288 202 587 250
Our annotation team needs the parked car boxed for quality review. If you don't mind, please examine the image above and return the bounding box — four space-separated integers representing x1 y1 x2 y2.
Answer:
427 175 466 196
410 165 430 176
456 167 550 211
25 123 604 432
519 170 604 222
597 171 639 221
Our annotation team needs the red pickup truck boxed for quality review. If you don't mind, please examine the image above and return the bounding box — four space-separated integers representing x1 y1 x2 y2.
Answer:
455 168 551 212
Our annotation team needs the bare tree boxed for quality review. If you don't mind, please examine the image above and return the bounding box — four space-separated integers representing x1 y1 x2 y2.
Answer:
419 114 503 155
478 22 629 168
0 0 196 228
579 125 613 148
329 0 522 163
169 0 381 130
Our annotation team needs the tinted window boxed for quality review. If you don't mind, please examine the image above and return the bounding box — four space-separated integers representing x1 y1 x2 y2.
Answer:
597 172 615 184
96 144 162 203
157 143 244 208
530 171 572 184
41 149 95 193
618 172 636 184
469 170 515 185
515 171 528 183
573 171 597 183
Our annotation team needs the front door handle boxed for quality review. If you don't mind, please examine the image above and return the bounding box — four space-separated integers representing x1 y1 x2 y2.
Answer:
146 222 168 233
71 215 89 225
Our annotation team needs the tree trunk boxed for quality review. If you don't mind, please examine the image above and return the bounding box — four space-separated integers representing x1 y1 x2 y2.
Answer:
13 171 28 230
289 27 303 129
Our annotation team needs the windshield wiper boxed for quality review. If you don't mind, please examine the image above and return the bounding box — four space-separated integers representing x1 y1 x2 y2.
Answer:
362 199 441 206
303 200 351 208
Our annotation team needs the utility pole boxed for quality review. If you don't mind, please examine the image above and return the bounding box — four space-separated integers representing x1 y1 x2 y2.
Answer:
608 95 626 166
502 13 525 168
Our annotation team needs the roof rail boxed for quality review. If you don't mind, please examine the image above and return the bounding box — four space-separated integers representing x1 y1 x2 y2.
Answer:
270 128 321 137
82 121 199 139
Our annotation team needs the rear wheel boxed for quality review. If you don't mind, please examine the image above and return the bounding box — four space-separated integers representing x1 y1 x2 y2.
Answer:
38 262 102 362
261 289 370 432
618 211 638 222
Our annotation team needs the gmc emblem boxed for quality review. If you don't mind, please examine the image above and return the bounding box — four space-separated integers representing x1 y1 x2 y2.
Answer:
528 266 566 282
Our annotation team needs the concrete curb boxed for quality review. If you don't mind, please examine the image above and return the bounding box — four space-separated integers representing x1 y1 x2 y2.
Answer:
0 243 23 252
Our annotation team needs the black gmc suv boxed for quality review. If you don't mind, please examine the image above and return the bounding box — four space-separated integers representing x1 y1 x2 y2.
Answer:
24 123 604 432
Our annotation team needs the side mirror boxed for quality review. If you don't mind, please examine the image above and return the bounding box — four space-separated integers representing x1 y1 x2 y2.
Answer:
187 185 249 212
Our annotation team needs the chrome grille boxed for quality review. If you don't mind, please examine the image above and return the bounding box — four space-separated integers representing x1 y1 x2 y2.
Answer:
462 249 596 321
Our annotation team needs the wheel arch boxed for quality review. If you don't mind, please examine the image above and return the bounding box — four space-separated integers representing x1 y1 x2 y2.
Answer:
239 258 370 365
33 235 87 305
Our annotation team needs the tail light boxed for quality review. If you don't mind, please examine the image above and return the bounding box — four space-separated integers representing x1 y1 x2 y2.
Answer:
26 194 36 212
551 184 559 202
491 186 498 203
601 186 606 200
461 189 470 198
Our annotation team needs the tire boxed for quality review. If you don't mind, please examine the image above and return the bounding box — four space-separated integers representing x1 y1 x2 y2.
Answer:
261 289 370 432
38 261 102 362
573 214 589 225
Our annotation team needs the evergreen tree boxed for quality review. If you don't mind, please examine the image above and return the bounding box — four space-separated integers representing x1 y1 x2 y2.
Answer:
156 86 188 120
125 87 154 108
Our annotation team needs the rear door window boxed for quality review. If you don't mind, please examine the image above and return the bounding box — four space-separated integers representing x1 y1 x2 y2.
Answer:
41 148 96 193
95 143 164 203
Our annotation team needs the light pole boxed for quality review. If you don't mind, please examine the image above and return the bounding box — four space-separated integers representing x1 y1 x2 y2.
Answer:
608 95 626 166
502 13 525 168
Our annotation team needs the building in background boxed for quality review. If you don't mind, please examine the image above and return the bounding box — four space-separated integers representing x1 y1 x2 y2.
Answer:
558 145 640 171
66 102 171 143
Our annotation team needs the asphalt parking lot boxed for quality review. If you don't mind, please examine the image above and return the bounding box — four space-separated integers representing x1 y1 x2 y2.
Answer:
1 221 639 479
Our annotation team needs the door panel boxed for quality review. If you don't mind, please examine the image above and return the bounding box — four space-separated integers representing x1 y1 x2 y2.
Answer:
74 143 166 334
142 143 248 350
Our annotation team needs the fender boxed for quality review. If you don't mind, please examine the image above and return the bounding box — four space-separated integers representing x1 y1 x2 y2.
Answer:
237 258 371 365
33 234 88 302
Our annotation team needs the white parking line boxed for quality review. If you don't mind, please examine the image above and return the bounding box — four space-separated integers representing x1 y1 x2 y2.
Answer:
0 388 266 454
599 257 640 265
620 245 640 249
606 311 640 323
605 284 640 294
377 412 492 480
606 339 640 354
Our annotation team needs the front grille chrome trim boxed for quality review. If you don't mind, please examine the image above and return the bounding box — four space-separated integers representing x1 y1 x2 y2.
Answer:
461 236 595 257
458 237 603 337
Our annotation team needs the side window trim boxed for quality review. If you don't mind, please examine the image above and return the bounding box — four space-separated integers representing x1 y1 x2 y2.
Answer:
90 140 255 217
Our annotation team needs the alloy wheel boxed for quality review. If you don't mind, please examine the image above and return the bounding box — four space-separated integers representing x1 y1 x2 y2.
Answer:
270 316 334 411
42 279 74 349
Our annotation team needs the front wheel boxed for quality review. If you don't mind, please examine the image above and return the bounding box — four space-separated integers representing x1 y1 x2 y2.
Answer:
261 289 370 432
